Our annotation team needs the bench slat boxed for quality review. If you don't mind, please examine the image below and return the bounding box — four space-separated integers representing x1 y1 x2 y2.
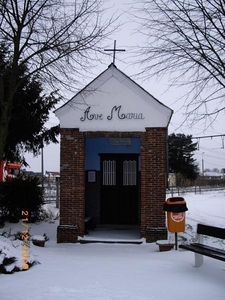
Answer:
190 243 225 256
197 224 225 239
179 244 225 262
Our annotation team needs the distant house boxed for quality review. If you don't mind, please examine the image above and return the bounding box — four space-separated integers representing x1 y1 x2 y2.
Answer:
45 171 60 182
203 171 223 180
23 170 43 180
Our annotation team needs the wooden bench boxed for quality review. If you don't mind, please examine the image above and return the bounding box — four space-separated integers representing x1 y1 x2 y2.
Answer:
179 224 225 267
85 216 95 234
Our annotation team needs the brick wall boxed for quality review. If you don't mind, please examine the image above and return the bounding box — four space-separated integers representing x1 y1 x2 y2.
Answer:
57 128 168 243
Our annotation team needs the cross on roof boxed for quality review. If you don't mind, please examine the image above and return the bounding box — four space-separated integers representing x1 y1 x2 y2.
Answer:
104 40 125 64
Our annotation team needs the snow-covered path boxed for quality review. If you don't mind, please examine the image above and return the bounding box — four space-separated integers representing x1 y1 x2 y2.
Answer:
1 190 225 300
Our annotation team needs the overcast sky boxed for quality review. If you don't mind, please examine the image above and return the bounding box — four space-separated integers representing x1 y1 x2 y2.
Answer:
25 0 225 173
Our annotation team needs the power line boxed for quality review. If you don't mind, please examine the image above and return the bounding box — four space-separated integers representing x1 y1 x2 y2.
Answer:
192 134 225 150
192 134 225 139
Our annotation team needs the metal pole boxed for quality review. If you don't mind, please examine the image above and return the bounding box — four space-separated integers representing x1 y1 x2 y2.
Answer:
41 147 44 189
175 232 178 250
202 152 205 176
56 177 59 208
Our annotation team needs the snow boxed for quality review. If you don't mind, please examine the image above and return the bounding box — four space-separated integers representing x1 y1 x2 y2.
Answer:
1 190 225 300
155 240 175 245
31 235 46 241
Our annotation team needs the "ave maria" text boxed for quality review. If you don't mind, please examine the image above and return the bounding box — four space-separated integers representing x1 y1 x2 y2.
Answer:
80 105 145 122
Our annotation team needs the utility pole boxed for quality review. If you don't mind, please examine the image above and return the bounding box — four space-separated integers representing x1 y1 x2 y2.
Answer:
41 147 44 188
202 152 205 177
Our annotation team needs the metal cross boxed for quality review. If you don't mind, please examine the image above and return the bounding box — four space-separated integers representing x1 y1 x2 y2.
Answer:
104 40 125 64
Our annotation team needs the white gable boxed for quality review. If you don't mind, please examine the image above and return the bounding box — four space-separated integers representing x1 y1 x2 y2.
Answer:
55 64 173 132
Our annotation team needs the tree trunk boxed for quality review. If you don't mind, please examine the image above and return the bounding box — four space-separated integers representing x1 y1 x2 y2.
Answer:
0 71 18 161
0 101 12 161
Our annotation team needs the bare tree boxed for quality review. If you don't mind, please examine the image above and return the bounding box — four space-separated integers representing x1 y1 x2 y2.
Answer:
0 0 117 161
131 0 225 126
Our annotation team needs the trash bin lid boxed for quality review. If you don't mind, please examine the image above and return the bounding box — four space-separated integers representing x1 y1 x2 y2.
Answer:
167 197 185 203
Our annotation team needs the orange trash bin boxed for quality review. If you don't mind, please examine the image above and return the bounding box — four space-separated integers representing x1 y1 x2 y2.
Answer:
163 197 188 233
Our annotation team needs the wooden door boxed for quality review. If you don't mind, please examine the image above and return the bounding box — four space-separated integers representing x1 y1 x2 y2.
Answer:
100 154 139 224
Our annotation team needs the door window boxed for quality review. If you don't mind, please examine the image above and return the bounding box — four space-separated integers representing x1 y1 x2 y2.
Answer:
123 160 137 186
103 160 116 185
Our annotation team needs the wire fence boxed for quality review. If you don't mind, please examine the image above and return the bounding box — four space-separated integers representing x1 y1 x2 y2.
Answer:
43 180 60 207
166 185 225 197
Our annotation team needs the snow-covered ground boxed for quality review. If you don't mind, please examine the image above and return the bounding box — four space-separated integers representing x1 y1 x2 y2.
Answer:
0 190 225 300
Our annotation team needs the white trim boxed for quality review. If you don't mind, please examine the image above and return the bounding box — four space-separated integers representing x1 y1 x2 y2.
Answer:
55 64 173 131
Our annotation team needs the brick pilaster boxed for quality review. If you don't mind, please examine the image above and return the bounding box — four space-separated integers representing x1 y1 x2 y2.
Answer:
141 128 168 241
57 128 85 243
